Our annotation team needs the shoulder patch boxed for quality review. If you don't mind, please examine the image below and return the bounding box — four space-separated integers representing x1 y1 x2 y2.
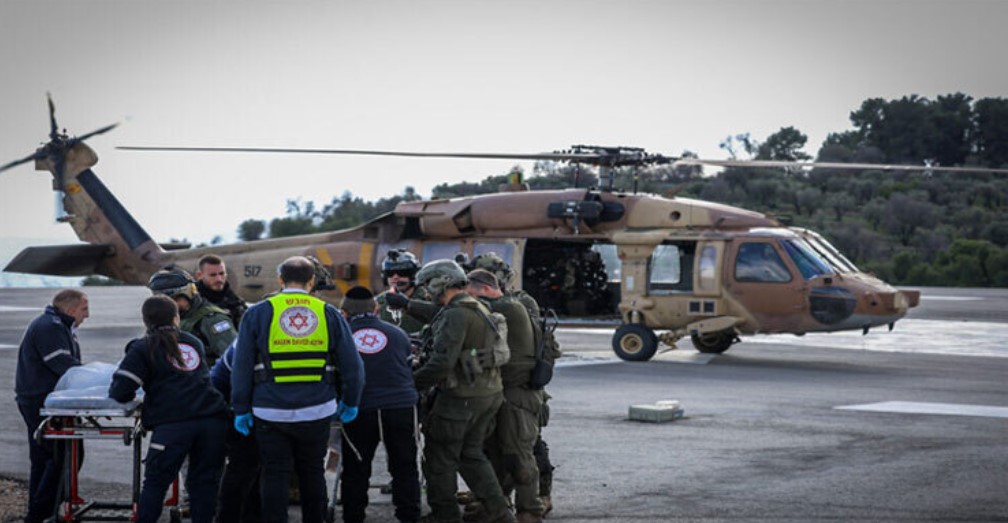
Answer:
212 320 232 333
175 343 202 371
353 327 388 354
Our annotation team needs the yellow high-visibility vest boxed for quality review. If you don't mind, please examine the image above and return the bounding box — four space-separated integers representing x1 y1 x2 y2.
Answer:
266 293 329 383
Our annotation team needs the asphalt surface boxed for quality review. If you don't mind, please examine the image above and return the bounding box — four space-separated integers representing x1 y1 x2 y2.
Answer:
1 286 1006 522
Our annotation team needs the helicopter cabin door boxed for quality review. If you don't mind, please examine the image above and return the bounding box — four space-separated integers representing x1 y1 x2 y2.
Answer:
643 241 700 327
724 239 806 332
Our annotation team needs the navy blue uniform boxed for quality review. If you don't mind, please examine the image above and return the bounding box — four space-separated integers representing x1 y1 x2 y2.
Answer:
209 343 263 523
109 331 228 523
341 313 420 523
231 289 364 523
15 305 82 523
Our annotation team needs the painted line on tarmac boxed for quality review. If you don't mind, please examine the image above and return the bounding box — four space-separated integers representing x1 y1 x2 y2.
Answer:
0 305 37 312
920 296 982 301
556 357 615 368
0 344 16 350
834 401 1008 419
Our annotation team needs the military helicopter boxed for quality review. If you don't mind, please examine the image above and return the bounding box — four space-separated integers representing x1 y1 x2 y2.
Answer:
6 96 1007 360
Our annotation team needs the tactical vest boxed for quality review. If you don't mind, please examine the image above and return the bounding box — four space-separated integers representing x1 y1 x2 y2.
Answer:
257 293 331 383
452 299 510 386
180 302 230 339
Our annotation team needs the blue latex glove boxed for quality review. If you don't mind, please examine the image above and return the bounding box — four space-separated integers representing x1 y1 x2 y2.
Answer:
234 413 254 436
337 401 359 424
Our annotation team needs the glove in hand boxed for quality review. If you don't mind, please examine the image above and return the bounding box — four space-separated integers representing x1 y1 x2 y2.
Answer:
337 401 359 424
385 292 409 310
234 413 253 436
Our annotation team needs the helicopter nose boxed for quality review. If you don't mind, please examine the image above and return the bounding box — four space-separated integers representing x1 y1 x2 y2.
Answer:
878 289 920 313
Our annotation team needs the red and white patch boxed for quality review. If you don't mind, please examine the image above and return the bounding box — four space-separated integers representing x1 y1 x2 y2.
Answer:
353 328 388 354
279 306 319 337
175 343 201 371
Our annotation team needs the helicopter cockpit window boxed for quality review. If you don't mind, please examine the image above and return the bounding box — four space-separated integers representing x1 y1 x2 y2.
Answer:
473 242 515 266
805 235 859 272
422 242 462 264
781 239 833 280
734 242 792 283
648 243 693 293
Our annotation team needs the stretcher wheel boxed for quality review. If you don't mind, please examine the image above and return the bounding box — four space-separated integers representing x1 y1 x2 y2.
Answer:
169 506 183 523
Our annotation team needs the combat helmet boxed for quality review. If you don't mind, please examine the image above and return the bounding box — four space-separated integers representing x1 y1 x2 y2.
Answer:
381 249 420 288
148 268 198 301
306 255 336 293
415 259 468 303
470 252 513 290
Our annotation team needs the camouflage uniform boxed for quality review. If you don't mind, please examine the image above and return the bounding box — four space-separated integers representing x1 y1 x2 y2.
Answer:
180 294 236 367
414 292 508 523
508 289 560 507
376 285 434 336
481 294 544 518
470 253 560 511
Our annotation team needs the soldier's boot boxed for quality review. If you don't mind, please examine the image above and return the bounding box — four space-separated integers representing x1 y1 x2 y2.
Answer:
515 512 543 523
539 496 551 517
456 491 476 505
461 501 485 522
479 506 517 523
419 514 463 523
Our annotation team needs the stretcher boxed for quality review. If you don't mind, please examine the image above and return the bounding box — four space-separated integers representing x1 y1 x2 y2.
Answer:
36 363 182 522
35 402 184 522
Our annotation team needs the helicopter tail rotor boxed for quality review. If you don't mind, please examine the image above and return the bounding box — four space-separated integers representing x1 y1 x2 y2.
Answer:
0 94 120 221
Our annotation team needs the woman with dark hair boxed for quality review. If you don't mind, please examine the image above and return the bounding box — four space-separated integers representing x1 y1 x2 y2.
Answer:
109 295 228 523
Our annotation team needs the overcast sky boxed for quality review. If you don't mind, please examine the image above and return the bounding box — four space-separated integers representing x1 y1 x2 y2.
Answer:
2 0 1006 253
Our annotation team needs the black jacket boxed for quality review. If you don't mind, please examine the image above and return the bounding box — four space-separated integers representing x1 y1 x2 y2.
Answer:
196 280 248 327
109 330 227 429
15 306 81 402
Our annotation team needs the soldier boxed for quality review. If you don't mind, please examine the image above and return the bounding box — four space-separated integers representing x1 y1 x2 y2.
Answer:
148 268 236 367
376 249 434 336
194 254 248 327
466 269 544 523
412 260 515 523
468 253 559 516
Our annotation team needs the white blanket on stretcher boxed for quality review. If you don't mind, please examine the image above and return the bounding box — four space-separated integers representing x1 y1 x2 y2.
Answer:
43 362 143 412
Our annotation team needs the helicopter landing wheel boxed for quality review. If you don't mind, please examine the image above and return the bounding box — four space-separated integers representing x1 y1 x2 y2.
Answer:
690 330 737 354
612 324 658 361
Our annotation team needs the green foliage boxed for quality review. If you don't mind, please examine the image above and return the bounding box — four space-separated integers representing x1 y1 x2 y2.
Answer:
237 219 265 241
261 188 423 239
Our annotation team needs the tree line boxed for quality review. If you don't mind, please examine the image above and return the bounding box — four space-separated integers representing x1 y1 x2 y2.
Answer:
236 93 1008 287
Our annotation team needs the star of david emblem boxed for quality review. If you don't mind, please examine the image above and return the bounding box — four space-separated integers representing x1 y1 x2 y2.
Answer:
279 306 319 337
360 333 381 348
353 328 388 354
288 312 310 330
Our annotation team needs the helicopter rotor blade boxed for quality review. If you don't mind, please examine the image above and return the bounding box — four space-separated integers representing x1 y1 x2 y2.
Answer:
116 142 1008 175
674 158 1008 175
72 122 121 144
47 92 59 141
116 145 604 163
0 150 44 174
